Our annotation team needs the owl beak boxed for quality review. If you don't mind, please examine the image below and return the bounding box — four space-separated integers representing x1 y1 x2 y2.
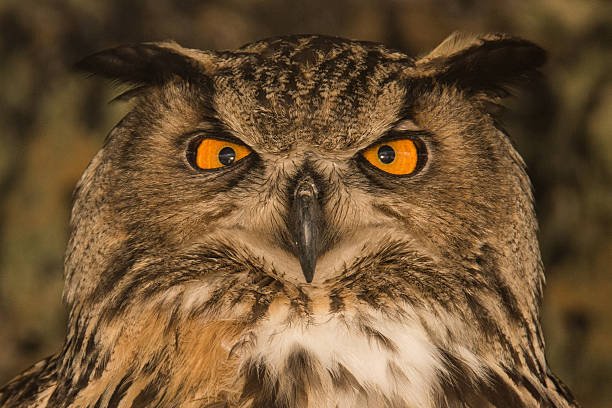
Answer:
291 177 321 283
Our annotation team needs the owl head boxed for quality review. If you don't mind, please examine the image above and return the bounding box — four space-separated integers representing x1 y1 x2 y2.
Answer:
69 32 545 298
51 33 562 406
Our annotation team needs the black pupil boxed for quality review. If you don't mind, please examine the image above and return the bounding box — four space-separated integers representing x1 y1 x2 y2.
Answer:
377 145 395 164
218 147 236 165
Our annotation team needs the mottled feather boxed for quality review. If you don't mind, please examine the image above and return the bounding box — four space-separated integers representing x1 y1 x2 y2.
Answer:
0 34 577 408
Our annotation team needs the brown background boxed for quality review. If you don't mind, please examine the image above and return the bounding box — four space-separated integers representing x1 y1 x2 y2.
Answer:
0 0 610 406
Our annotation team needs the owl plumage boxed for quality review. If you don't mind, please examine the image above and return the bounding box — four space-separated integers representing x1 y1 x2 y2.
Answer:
0 33 579 407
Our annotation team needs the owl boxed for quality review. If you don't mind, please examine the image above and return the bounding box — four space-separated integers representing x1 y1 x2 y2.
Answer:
0 33 579 407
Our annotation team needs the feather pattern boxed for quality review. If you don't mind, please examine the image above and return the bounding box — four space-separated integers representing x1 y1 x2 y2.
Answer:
1 34 577 407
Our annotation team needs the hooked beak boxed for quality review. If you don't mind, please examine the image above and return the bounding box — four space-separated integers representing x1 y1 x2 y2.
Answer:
290 177 322 283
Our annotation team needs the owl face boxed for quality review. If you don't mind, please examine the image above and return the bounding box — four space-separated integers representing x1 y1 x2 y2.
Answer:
71 36 543 301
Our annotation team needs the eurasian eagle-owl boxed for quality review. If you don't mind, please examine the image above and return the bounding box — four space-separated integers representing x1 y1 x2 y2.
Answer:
0 33 579 407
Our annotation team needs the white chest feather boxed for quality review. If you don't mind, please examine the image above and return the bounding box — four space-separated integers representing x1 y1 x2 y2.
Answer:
247 310 446 407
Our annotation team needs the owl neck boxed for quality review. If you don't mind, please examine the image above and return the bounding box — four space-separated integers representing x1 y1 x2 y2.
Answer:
51 281 549 408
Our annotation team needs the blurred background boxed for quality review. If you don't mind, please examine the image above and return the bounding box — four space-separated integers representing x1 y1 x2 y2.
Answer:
0 0 610 406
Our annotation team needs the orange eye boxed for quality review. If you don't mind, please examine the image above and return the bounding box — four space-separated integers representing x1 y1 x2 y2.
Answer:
362 139 422 175
194 138 252 170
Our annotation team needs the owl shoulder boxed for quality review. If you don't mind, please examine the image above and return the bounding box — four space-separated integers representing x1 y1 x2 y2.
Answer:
0 355 58 408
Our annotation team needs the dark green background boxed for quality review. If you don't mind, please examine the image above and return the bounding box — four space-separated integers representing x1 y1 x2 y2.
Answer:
0 1 610 406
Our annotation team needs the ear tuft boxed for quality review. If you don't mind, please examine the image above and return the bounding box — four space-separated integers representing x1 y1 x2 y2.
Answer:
417 32 546 98
74 42 211 86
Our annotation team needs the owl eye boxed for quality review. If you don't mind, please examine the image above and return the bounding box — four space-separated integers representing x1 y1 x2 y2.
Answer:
191 138 252 170
362 138 425 175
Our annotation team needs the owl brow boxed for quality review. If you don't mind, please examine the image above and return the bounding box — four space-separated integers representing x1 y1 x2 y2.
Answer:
181 129 246 147
393 118 422 132
173 115 246 152
347 108 411 150
365 115 426 144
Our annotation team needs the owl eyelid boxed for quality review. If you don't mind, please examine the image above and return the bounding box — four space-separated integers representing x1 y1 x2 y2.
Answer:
185 130 251 148
373 130 429 145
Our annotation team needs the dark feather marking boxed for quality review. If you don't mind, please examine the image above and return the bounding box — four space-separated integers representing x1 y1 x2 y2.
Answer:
523 324 546 381
142 349 168 375
189 281 237 320
283 347 321 407
356 286 383 309
79 355 99 389
93 242 146 305
84 330 98 358
289 285 312 317
248 293 272 324
438 349 474 407
130 373 169 408
93 350 111 379
240 359 282 408
0 356 58 407
472 249 543 374
107 371 134 408
531 314 546 351
431 36 546 98
480 367 526 407
229 274 280 319
463 291 522 366
360 324 398 353
309 49 354 102
250 273 277 289
503 366 549 406
71 316 89 358
492 276 523 322
521 348 543 383
163 299 184 337
100 243 258 324
51 345 102 407
92 394 104 408
47 379 72 406
356 50 385 93
438 351 532 408
328 363 365 394
475 245 524 323
548 374 578 406
75 43 213 89
437 347 491 407
329 288 345 313
337 241 439 306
